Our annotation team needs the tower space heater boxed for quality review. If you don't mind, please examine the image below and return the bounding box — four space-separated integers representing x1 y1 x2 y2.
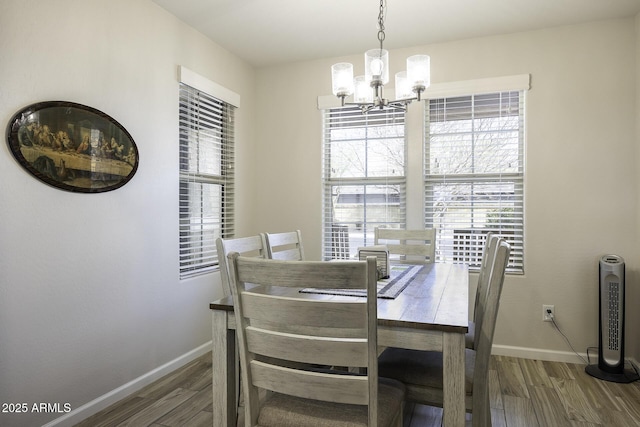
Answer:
585 255 639 383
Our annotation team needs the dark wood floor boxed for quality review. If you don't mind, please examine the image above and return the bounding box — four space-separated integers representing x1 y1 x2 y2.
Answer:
74 352 640 427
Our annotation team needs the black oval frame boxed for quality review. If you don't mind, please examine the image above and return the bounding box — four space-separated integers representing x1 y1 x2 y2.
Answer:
6 101 138 193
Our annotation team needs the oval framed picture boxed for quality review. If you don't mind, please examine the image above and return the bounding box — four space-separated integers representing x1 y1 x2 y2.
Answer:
6 101 138 193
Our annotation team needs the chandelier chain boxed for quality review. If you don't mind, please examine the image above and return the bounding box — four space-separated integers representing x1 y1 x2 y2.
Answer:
377 0 386 51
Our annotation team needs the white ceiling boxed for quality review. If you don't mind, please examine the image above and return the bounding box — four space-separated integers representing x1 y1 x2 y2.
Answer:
153 0 640 68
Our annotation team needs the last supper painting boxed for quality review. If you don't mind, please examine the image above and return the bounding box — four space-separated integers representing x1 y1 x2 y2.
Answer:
6 101 138 193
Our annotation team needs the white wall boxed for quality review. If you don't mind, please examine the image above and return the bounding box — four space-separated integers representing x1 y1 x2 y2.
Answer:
0 1 254 426
253 18 640 362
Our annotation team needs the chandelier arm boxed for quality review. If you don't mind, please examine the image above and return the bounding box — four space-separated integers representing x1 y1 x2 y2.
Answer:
340 99 411 113
387 102 407 112
392 97 417 104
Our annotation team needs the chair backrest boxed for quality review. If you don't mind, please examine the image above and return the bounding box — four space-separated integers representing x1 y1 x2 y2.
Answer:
215 235 268 297
472 233 500 349
227 254 380 427
374 228 436 264
472 239 510 416
264 230 305 261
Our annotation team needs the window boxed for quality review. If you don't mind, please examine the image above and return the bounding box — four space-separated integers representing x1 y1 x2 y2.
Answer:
424 91 524 273
322 107 406 260
179 83 235 279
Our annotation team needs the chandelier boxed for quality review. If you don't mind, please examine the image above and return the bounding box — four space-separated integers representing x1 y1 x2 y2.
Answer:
331 0 430 113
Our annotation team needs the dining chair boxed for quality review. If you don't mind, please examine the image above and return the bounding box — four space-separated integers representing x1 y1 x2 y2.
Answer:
216 235 268 298
227 253 406 427
377 239 511 427
466 233 500 350
218 234 327 424
264 230 305 260
374 227 436 264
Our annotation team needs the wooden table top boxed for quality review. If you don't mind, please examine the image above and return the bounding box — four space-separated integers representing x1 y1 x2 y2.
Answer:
210 262 468 334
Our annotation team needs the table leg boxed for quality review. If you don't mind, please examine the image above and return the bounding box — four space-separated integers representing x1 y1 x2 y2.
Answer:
443 331 465 427
212 310 237 427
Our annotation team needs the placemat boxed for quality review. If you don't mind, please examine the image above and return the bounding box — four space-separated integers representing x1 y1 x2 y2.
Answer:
300 264 422 299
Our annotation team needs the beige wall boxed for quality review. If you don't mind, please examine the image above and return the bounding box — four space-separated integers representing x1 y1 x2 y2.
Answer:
252 18 639 363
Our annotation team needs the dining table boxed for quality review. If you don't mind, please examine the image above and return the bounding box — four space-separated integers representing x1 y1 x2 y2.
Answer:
209 261 469 427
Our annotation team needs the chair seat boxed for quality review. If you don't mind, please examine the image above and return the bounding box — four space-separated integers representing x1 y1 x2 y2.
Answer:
378 348 476 396
257 377 405 427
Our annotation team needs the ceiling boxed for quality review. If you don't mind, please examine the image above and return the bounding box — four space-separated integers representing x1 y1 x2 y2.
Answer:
153 0 640 68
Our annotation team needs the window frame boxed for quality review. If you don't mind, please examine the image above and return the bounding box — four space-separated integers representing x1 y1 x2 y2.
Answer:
321 106 407 260
423 90 525 273
178 69 237 280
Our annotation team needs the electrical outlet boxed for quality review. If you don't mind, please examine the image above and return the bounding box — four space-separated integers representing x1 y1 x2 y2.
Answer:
543 305 555 322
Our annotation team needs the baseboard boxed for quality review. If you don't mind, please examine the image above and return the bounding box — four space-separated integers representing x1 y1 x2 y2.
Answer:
492 344 640 371
492 344 589 364
43 341 212 427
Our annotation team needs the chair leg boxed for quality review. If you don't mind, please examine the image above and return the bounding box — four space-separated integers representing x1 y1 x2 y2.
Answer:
471 394 491 427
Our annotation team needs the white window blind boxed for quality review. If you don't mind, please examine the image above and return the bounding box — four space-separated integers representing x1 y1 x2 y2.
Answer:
322 107 406 260
424 91 524 273
179 83 235 279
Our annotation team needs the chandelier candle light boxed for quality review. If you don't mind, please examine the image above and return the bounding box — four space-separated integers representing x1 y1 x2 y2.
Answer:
331 0 430 112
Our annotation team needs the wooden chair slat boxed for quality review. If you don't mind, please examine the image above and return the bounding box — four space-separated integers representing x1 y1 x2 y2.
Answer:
251 361 369 405
265 230 305 261
246 326 369 367
374 228 436 264
242 293 367 328
216 235 268 297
